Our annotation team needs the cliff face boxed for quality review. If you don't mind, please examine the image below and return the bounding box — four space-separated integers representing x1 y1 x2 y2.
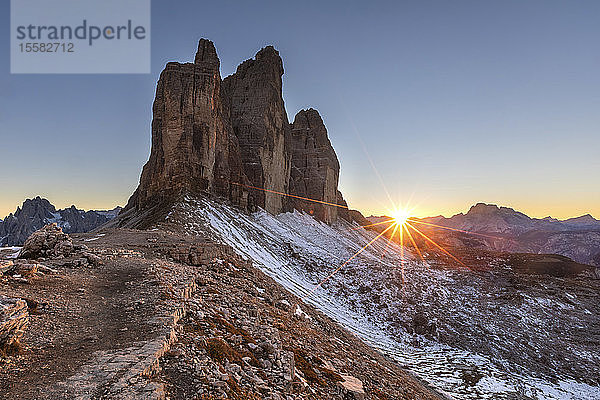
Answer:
222 47 292 214
125 39 349 224
289 109 341 224
127 39 248 211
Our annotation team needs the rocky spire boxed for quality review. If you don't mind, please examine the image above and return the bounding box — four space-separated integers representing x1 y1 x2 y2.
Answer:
289 109 342 224
126 39 248 213
123 39 351 226
194 38 219 69
222 46 292 214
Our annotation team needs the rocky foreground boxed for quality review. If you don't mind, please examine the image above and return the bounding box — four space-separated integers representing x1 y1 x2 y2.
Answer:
0 225 443 399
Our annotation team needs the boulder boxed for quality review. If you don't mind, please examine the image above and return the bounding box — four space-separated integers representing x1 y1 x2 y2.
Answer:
339 374 365 400
18 223 73 259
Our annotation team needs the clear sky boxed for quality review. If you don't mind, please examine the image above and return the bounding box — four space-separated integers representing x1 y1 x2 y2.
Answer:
1 0 599 220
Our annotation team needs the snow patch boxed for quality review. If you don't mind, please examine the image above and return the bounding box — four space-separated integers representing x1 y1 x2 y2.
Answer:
174 197 600 400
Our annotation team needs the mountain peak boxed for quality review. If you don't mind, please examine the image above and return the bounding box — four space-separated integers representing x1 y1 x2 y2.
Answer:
562 214 599 225
19 197 56 215
124 40 346 224
194 38 219 69
232 45 284 79
467 203 500 215
289 108 341 223
0 198 119 246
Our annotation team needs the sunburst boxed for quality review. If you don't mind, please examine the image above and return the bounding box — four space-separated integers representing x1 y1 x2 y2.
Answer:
231 179 482 300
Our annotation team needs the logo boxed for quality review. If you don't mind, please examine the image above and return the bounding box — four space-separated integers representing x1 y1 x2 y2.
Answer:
11 0 151 74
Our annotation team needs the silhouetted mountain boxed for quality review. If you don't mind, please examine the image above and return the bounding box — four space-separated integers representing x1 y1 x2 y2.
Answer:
423 203 599 234
0 197 121 246
413 203 600 266
117 39 354 229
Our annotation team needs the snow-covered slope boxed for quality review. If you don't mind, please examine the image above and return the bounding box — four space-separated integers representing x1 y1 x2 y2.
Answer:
169 197 600 400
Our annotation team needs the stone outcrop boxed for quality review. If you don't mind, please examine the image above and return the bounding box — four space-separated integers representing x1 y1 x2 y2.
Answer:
123 39 353 224
222 46 292 214
289 109 341 223
0 197 119 246
126 39 249 212
0 296 29 353
339 374 366 400
18 223 73 259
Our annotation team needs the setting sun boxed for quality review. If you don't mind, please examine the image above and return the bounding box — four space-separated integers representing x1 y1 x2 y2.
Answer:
392 209 411 226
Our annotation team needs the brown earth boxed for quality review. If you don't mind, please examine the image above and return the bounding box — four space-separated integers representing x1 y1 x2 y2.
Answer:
0 228 444 399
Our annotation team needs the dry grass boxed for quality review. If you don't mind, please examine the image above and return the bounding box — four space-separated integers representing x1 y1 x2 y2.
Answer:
289 348 326 386
207 315 256 344
206 338 243 363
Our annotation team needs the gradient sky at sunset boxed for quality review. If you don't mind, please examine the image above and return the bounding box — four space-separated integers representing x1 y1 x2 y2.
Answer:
1 0 599 220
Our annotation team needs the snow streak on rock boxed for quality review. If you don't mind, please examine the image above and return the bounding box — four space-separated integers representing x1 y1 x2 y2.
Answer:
173 197 600 400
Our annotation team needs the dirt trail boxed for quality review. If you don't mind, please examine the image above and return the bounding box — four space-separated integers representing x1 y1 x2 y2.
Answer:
1 228 445 400
0 250 161 398
0 229 216 399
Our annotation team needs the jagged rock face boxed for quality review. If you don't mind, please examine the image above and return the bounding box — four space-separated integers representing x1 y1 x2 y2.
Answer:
128 39 248 211
124 39 351 225
288 109 341 223
0 197 56 246
222 46 292 214
0 197 119 246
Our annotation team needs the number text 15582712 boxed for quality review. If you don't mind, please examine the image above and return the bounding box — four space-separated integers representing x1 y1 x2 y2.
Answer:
19 42 74 53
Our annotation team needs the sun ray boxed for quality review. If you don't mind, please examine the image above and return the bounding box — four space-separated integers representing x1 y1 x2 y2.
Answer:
404 224 424 262
302 224 395 301
351 219 395 231
231 182 348 209
405 222 469 269
349 121 396 208
399 221 406 284
381 222 400 257
234 175 479 289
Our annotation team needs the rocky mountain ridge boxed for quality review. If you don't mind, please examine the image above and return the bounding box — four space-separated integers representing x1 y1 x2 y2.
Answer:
0 197 120 246
120 39 350 227
1 222 444 400
369 203 600 266
158 195 600 400
423 202 600 234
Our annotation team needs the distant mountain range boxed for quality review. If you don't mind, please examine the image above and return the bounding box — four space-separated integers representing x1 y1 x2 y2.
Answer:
423 203 600 235
0 197 121 246
410 203 600 266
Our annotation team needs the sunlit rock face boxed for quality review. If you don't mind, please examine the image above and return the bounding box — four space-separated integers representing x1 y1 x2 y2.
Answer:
222 46 292 215
123 39 353 225
289 109 341 224
127 39 248 211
